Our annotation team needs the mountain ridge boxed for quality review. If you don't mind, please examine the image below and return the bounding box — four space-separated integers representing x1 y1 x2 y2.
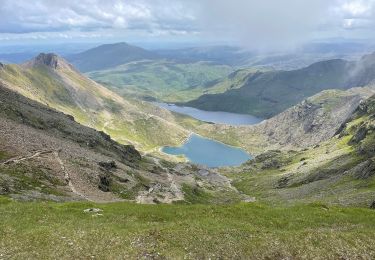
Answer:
0 53 192 151
184 53 375 118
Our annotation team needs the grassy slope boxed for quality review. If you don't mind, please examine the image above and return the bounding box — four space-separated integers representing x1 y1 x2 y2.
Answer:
1 197 374 259
87 60 233 102
0 62 190 152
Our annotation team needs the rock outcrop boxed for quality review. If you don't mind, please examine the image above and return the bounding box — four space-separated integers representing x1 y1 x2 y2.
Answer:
24 53 74 70
253 88 375 149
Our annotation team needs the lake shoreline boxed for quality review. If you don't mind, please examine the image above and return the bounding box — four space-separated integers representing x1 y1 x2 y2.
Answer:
153 102 263 126
161 133 252 168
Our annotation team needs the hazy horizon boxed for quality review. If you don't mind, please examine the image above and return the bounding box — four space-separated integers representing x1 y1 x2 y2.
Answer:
1 0 375 52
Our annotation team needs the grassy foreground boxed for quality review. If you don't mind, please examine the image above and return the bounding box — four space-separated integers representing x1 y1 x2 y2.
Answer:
1 197 374 259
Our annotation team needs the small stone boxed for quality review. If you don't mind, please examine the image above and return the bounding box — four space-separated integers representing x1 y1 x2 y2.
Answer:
83 208 103 213
243 197 256 203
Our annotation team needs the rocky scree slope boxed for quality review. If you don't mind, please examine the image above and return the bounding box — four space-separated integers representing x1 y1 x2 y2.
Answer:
0 84 243 203
195 86 375 154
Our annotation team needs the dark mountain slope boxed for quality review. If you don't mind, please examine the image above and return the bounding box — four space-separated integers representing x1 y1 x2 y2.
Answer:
67 42 159 72
185 54 375 118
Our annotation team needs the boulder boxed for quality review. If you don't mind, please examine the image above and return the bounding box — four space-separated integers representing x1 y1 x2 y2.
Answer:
98 160 117 170
98 175 111 192
353 159 375 179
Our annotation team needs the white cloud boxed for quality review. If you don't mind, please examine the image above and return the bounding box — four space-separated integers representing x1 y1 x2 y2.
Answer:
0 0 195 34
341 0 373 16
1 0 375 47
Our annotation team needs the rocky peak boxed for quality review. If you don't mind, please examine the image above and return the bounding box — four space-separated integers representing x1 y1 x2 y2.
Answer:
35 53 64 69
0 62 4 69
26 53 73 70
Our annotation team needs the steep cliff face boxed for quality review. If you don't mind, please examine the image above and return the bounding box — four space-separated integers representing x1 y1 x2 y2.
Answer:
255 88 374 149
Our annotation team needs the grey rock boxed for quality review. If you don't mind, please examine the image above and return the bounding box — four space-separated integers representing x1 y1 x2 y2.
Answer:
83 208 103 213
98 160 117 170
98 175 111 192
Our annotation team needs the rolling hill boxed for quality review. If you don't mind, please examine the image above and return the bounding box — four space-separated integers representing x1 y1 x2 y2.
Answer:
67 42 159 72
87 60 233 102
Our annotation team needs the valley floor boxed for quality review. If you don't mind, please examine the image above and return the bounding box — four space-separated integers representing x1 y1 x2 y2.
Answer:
0 197 374 259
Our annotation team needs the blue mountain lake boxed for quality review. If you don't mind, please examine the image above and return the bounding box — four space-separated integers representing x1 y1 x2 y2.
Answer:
162 134 251 167
154 102 263 125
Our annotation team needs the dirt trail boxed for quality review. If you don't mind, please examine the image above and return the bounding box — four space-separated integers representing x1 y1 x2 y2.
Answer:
52 151 93 201
2 150 54 165
136 157 184 203
153 157 183 200
1 149 94 201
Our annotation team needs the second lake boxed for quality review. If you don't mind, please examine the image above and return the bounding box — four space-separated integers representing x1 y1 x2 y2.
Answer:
154 102 263 125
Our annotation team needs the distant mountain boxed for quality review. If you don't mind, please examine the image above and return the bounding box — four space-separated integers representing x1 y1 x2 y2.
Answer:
0 53 191 151
155 46 252 66
184 54 375 118
155 42 370 69
67 42 159 72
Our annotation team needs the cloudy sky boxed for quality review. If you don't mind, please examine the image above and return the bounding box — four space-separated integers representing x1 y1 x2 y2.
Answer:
0 0 375 49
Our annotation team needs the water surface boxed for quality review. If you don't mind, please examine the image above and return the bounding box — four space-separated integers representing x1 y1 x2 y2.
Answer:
154 102 262 125
162 134 251 167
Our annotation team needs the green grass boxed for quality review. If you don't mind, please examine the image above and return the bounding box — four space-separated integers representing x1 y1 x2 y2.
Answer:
180 184 214 204
0 150 9 161
0 164 66 196
0 198 374 259
87 60 233 102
